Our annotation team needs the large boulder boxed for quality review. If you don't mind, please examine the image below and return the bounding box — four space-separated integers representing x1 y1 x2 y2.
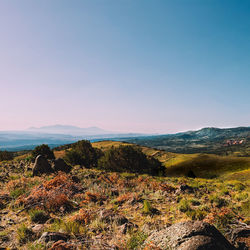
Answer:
144 221 235 250
33 155 54 176
52 158 72 173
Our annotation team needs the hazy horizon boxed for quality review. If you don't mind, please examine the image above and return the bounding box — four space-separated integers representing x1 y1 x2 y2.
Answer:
1 0 250 133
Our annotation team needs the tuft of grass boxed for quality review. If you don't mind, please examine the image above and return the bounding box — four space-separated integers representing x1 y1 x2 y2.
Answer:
17 224 33 244
48 219 86 236
234 192 248 202
240 200 250 217
26 242 45 250
209 195 228 208
178 199 191 212
143 200 153 214
127 231 148 249
61 220 86 235
10 187 26 199
220 187 229 195
186 209 207 220
234 182 246 191
29 209 49 223
190 198 201 206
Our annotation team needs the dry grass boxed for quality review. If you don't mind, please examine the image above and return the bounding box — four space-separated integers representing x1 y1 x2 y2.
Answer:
0 140 249 249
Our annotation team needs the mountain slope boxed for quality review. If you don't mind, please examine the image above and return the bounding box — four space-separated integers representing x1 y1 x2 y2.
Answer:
125 126 250 156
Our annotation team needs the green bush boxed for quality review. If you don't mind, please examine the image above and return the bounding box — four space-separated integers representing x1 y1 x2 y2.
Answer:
0 150 13 161
64 140 102 167
31 144 55 160
98 145 164 175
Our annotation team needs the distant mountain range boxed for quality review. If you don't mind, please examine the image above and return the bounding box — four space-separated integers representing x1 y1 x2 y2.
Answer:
26 125 112 135
0 125 144 151
0 125 249 154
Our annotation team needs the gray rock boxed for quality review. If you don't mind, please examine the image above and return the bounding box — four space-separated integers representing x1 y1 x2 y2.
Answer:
32 224 44 234
33 155 54 176
38 232 70 243
52 158 71 173
144 221 235 250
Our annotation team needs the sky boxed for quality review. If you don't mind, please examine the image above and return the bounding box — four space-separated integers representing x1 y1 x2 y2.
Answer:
0 0 249 133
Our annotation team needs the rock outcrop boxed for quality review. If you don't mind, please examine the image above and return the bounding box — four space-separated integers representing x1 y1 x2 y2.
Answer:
144 221 235 250
33 155 54 176
52 158 72 173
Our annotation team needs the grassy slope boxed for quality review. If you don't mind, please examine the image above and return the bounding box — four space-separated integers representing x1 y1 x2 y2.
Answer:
91 140 250 181
1 140 249 248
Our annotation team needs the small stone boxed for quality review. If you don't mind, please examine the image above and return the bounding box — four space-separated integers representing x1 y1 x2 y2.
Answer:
38 232 70 243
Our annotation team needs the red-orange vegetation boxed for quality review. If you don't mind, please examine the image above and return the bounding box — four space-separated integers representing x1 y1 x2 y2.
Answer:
116 192 139 204
150 181 176 193
17 173 83 212
83 191 106 203
70 208 92 224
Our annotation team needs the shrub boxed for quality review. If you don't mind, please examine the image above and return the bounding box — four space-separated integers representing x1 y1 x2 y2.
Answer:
17 173 82 212
31 144 55 160
0 150 13 161
98 145 164 175
64 140 102 167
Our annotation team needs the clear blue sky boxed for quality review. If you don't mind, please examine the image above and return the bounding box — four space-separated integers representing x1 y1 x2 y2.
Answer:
0 0 249 133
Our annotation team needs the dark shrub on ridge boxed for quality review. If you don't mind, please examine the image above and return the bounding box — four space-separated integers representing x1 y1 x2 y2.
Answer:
64 140 102 168
0 150 14 161
31 144 55 161
98 145 164 175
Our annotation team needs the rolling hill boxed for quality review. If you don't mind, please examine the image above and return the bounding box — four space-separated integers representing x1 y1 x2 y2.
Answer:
125 126 250 156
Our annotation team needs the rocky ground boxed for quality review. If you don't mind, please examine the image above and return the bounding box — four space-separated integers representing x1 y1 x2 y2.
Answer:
0 153 249 249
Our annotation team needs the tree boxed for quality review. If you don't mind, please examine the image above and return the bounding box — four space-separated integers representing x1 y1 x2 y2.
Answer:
32 144 55 160
98 145 164 175
64 140 102 167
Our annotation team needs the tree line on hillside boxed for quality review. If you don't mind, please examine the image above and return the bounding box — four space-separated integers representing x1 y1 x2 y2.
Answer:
31 141 164 176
